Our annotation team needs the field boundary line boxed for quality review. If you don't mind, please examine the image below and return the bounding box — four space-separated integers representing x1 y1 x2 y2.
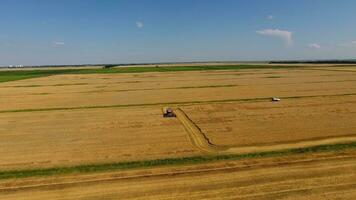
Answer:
225 136 356 154
305 68 356 73
1 92 356 114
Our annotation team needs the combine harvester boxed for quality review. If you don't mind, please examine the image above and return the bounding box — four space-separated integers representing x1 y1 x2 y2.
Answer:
162 107 176 118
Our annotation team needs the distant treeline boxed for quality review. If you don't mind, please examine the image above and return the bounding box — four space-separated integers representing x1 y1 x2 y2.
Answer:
269 60 356 64
4 60 356 68
2 61 263 68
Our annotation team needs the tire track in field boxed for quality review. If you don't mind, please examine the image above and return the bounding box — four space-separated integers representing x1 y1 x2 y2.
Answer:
175 108 356 154
174 108 227 153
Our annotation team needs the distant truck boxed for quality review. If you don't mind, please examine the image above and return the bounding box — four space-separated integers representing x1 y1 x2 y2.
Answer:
272 97 281 102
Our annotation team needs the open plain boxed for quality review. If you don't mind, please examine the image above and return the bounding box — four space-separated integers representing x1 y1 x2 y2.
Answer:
0 65 356 199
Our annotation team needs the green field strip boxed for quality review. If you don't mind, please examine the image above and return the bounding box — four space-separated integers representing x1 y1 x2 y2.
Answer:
0 142 356 180
0 65 302 83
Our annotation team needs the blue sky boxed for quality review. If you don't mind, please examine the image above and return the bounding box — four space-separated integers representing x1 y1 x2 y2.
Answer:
1 0 356 66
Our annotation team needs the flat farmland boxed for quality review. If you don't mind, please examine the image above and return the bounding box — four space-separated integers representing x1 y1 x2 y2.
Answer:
1 150 356 200
182 95 356 147
1 68 356 111
1 67 356 169
0 107 198 170
1 65 356 199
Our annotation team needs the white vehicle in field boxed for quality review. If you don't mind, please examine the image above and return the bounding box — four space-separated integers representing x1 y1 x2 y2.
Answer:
272 97 281 102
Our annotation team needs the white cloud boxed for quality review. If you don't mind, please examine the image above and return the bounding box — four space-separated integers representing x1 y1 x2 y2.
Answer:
308 43 321 49
338 41 356 47
136 21 144 28
51 41 65 47
256 29 293 46
267 15 275 20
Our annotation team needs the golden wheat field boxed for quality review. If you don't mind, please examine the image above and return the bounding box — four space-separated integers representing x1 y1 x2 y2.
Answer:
1 68 356 111
1 150 356 200
0 66 356 199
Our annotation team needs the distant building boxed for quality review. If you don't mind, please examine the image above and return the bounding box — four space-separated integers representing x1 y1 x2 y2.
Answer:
8 65 23 68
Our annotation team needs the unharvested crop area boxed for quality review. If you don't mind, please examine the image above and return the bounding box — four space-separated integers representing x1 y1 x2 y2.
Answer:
0 65 356 199
1 68 356 111
182 95 356 147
